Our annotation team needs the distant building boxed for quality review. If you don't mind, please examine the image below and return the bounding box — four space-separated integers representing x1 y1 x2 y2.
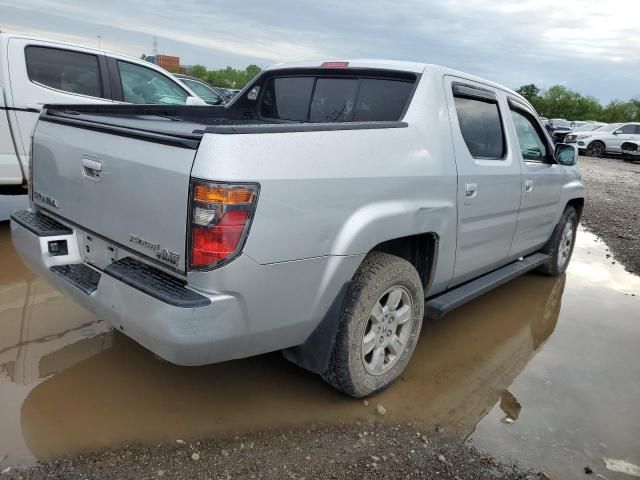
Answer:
154 54 180 71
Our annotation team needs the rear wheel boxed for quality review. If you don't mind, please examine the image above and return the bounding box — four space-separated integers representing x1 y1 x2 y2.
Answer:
322 252 424 397
537 206 578 276
586 141 605 157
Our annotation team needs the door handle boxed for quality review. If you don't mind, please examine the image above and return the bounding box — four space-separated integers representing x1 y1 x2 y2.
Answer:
82 157 103 182
465 182 478 199
524 179 534 193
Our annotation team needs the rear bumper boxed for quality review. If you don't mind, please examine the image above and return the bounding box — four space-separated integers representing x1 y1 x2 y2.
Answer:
10 210 361 367
10 215 243 365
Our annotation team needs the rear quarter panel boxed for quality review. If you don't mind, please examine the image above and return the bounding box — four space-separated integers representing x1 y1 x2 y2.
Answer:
191 68 458 295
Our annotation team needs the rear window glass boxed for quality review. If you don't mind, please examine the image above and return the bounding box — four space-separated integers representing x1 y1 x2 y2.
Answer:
309 78 359 122
355 79 414 121
261 75 414 122
261 77 314 121
25 46 102 98
454 96 505 159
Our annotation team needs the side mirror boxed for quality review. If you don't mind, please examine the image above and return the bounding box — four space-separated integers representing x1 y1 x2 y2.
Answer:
613 130 621 135
555 143 578 166
185 96 207 106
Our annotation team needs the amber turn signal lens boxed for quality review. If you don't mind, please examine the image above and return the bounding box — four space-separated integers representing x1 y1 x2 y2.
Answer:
194 185 255 204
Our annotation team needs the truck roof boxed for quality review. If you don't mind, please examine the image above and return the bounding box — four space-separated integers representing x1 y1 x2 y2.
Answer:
266 59 522 101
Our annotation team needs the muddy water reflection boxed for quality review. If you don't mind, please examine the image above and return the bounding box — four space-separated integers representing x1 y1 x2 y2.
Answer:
1 224 638 477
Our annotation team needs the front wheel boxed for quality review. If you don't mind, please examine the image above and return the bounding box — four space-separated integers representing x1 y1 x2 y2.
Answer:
586 141 605 157
322 252 424 397
537 206 578 276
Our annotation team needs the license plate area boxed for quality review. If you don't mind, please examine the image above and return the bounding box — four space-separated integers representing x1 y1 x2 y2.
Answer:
79 232 122 270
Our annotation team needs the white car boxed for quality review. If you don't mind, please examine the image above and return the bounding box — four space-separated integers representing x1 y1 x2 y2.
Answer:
563 122 608 144
0 33 206 219
569 123 639 157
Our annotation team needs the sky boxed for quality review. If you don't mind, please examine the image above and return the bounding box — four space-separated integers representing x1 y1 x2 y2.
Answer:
1 0 639 103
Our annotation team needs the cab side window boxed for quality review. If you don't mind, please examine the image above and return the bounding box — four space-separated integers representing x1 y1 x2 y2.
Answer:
510 109 548 162
453 92 505 159
117 61 188 105
617 124 638 134
25 46 103 98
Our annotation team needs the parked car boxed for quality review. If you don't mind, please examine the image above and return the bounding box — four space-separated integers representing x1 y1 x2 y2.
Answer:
10 59 585 397
564 123 607 144
215 87 237 99
174 74 226 105
573 122 640 157
621 141 640 163
546 118 572 143
0 33 207 219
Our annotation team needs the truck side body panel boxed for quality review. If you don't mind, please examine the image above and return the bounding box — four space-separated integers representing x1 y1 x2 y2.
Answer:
10 61 586 370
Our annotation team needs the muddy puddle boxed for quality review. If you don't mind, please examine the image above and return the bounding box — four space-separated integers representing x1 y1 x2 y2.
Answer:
1 223 639 479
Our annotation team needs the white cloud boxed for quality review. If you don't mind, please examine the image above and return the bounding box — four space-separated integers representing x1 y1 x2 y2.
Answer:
1 0 639 101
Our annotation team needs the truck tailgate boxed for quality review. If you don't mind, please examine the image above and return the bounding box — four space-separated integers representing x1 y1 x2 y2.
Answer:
31 120 197 272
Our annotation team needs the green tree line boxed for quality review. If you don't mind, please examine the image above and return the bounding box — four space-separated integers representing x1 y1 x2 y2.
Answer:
187 64 262 89
516 84 640 123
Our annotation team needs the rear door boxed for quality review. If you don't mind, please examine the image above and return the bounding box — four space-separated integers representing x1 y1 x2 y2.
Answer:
6 38 112 174
444 76 523 285
506 99 564 256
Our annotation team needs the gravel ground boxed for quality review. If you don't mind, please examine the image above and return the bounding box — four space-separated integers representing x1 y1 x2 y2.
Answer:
578 155 640 274
4 424 539 480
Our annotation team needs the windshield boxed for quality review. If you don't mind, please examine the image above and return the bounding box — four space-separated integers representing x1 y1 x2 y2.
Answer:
573 123 604 132
181 79 222 104
550 118 571 127
599 123 622 132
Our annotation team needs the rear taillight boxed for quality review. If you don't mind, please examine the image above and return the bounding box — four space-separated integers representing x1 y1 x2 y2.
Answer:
189 180 259 270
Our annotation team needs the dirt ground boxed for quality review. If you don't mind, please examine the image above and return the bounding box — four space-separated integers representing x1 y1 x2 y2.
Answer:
3 425 537 480
578 155 640 274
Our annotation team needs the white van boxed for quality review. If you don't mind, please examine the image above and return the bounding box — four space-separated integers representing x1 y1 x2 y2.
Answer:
0 33 205 218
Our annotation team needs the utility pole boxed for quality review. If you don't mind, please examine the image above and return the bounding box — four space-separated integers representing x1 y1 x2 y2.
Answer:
97 35 102 48
153 35 158 57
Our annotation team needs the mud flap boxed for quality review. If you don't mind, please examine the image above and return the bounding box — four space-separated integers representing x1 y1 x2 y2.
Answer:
282 282 351 374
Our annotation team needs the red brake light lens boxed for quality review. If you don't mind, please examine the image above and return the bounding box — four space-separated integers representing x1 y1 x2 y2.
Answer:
321 61 349 68
189 180 259 269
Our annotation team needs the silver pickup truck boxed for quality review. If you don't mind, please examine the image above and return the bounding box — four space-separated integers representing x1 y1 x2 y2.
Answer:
10 60 585 397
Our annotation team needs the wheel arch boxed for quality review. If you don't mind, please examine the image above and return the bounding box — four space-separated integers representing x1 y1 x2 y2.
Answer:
282 231 439 376
369 232 438 295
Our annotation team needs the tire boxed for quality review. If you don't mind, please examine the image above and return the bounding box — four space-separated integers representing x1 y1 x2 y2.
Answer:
322 252 424 397
586 141 605 157
537 206 578 276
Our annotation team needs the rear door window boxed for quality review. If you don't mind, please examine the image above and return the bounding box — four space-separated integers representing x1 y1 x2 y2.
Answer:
454 95 505 159
260 75 414 122
117 61 189 105
25 46 103 97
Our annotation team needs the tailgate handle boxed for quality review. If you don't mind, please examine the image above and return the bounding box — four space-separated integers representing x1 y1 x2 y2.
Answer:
82 157 102 182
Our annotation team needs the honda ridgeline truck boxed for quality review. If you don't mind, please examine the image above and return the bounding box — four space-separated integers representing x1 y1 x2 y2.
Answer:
10 60 585 397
